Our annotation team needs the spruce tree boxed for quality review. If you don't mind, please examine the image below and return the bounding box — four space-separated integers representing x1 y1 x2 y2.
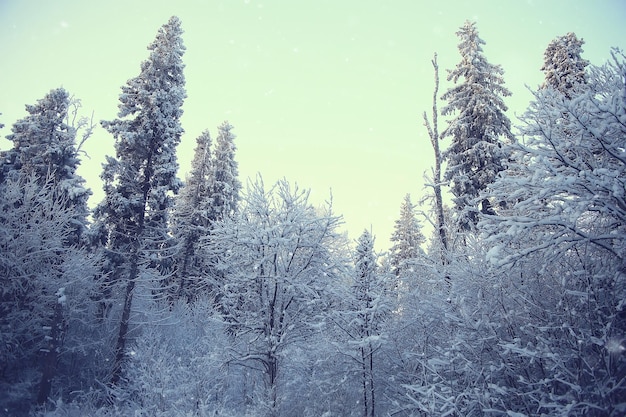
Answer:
180 130 214 228
93 16 186 386
541 32 589 97
352 229 383 417
210 121 241 222
171 129 213 301
389 194 425 277
441 21 512 227
1 88 91 243
170 121 241 302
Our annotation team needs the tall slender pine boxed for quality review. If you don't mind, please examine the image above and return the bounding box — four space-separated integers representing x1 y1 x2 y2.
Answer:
441 21 512 227
171 130 213 301
93 16 186 386
210 121 241 222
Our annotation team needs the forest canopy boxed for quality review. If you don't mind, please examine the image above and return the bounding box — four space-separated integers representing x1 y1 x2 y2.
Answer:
0 16 624 417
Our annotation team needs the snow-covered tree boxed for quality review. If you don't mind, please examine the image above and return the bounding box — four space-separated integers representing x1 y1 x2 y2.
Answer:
122 299 234 415
1 88 91 243
170 129 213 301
204 178 345 416
541 32 589 97
0 175 99 411
210 120 241 222
389 194 425 277
93 16 186 387
480 51 626 415
395 238 520 416
484 52 625 276
441 21 513 227
177 130 214 229
170 122 241 302
345 230 391 417
423 53 449 262
390 54 625 416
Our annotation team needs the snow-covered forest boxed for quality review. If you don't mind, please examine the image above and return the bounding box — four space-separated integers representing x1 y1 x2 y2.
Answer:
1 16 625 417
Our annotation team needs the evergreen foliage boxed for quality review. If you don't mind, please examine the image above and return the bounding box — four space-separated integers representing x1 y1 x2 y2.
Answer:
170 121 241 302
441 21 513 227
389 194 425 277
210 121 241 222
541 32 589 97
1 15 624 417
348 230 390 417
170 129 214 301
176 130 214 230
1 88 91 243
93 16 186 387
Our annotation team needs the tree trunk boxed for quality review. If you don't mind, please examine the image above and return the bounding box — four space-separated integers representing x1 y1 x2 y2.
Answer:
175 235 194 302
361 346 368 417
267 352 278 417
110 250 139 387
360 344 376 417
368 342 375 417
423 53 449 261
37 296 65 404
424 53 450 289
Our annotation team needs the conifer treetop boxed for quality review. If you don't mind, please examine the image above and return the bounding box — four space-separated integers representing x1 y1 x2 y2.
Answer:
541 32 589 97
98 16 186 225
441 20 512 143
3 88 91 242
211 121 241 221
440 21 512 224
389 194 424 276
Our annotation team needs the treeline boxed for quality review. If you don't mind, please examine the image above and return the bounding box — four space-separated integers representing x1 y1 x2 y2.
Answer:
0 16 624 417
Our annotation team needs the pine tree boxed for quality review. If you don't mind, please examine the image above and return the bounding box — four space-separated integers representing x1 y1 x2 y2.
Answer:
1 88 91 243
541 32 589 97
171 121 241 302
441 21 512 227
171 129 213 300
180 130 214 228
210 121 241 222
352 230 383 417
389 194 425 277
94 16 186 386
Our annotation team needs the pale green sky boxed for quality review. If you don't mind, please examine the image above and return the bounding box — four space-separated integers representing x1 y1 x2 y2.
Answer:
1 0 625 250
